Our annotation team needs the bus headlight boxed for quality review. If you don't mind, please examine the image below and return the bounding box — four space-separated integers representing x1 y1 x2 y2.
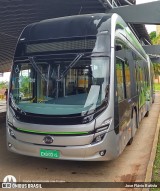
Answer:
8 129 16 139
96 118 112 133
92 133 105 144
82 114 94 123
91 119 112 144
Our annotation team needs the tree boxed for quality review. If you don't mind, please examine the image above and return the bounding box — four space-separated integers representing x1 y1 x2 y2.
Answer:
19 76 30 96
0 81 8 89
149 32 160 80
153 63 160 76
152 35 160 45
149 31 160 45
149 31 156 41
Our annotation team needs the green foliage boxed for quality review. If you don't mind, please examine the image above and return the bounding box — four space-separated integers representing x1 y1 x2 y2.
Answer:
149 31 156 41
151 133 160 191
0 81 8 89
153 63 160 76
149 31 160 45
19 76 29 95
152 35 160 45
154 84 160 91
150 32 160 77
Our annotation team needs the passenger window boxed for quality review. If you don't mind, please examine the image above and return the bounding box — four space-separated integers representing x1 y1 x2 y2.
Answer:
116 58 125 102
124 62 131 98
139 66 143 88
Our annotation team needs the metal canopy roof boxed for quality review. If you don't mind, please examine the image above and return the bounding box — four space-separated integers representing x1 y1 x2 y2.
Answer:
110 1 160 24
0 0 150 73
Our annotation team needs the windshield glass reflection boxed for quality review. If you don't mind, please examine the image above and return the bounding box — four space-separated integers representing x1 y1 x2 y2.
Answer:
10 55 110 115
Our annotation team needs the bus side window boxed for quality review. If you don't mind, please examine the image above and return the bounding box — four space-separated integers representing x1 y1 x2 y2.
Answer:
124 62 131 98
116 57 126 102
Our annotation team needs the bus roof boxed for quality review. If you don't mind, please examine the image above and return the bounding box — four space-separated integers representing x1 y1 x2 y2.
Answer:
20 13 113 42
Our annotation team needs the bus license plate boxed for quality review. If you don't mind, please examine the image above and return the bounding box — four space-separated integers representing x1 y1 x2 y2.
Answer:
40 149 60 159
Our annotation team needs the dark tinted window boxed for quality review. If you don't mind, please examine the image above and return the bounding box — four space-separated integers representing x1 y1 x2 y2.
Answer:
116 57 125 102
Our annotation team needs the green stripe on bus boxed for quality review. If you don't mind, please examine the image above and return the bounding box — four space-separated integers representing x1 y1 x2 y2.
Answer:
16 127 89 135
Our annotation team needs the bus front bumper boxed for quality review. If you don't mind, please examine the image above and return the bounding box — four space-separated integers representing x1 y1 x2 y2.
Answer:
7 132 117 161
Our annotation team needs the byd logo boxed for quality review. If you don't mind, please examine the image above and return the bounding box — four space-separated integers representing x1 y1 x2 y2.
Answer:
43 136 54 144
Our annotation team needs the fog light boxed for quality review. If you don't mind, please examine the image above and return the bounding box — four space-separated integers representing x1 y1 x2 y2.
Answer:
8 143 12 148
9 129 16 139
99 150 106 156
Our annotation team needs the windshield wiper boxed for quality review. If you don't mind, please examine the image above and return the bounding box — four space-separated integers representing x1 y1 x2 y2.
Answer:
82 103 96 116
83 103 94 110
28 56 47 81
57 53 84 81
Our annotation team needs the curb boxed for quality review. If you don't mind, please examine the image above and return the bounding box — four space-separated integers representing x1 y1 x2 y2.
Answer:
142 104 160 191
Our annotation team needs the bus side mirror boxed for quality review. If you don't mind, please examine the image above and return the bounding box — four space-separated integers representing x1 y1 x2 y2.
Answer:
115 45 122 51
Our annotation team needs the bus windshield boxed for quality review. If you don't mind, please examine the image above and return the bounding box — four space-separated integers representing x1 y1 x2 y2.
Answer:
10 54 110 116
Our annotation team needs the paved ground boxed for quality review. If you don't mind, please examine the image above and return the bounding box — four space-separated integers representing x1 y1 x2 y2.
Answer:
0 94 160 191
0 101 6 123
0 100 6 108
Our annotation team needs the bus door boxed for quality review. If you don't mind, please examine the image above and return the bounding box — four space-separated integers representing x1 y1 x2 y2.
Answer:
116 57 132 151
136 61 145 121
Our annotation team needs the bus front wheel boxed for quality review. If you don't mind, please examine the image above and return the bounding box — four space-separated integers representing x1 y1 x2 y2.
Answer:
145 111 149 117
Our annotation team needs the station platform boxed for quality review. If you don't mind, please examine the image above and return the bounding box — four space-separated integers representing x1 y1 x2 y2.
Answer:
0 101 6 123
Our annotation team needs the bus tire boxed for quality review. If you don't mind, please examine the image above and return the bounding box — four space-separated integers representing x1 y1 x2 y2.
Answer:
145 111 149 117
127 137 133 145
128 110 137 146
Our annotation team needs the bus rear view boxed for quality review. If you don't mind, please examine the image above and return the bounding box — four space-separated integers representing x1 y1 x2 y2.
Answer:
6 13 152 161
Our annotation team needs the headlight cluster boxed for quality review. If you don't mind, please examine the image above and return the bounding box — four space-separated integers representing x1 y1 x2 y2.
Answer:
96 118 112 133
8 128 16 139
92 118 112 144
8 121 16 139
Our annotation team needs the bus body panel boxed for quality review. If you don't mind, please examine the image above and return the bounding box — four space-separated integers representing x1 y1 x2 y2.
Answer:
7 123 118 161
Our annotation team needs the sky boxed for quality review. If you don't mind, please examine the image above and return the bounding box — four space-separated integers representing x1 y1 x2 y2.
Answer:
0 72 10 82
136 0 157 33
136 0 158 4
0 0 158 82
